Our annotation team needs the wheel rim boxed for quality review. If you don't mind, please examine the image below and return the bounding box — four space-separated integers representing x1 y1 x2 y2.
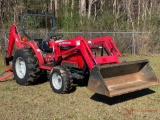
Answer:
52 72 62 90
15 57 26 79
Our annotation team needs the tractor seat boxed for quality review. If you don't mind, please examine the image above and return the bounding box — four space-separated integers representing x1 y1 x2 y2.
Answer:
34 39 52 52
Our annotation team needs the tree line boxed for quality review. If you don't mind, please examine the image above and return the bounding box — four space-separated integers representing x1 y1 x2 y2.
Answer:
0 0 160 32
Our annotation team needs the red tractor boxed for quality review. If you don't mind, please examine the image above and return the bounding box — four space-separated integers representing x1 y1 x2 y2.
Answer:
1 14 159 97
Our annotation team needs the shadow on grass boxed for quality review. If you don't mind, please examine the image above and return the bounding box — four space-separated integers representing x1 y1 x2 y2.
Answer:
35 77 48 85
70 78 88 93
90 88 155 105
33 70 50 85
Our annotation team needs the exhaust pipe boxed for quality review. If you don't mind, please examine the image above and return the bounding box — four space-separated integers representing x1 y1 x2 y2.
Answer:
87 60 159 97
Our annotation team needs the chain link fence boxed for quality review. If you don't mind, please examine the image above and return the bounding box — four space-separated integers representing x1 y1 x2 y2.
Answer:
0 31 160 56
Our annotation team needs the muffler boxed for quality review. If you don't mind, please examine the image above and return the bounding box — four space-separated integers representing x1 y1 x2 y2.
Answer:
87 60 159 97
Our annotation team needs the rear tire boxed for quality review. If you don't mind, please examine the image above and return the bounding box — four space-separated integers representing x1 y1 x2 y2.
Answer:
49 66 72 94
12 48 40 85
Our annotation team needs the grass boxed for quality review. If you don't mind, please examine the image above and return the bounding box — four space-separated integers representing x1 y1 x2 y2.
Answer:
0 55 160 120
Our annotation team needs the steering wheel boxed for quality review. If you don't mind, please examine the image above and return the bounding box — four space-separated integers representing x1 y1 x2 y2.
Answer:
51 34 63 41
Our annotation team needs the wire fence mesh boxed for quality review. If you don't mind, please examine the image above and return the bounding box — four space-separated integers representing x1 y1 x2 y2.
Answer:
0 31 160 57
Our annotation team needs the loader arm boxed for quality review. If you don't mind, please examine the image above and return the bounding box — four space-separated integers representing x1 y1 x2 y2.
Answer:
55 36 121 70
91 36 122 57
54 36 96 70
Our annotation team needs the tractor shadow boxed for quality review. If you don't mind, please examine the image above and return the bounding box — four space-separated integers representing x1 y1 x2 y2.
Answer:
35 77 49 85
33 71 50 85
70 78 88 93
90 88 155 105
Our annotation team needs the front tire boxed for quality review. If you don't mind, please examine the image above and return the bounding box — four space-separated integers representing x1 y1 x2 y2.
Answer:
12 48 40 85
49 66 72 94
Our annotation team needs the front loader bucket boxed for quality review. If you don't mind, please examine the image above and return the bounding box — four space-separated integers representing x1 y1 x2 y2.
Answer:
87 60 159 97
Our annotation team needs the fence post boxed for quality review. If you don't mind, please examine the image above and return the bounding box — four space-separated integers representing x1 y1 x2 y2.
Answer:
132 32 136 55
